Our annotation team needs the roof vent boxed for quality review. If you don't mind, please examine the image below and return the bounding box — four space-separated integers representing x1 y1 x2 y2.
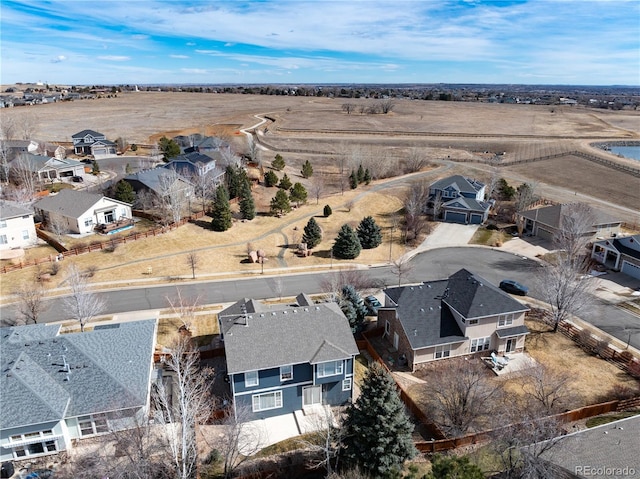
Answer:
413 329 418 336
420 308 425 312
304 308 309 312
429 307 433 311
64 373 70 382
260 313 265 317
293 309 298 313
419 285 423 289
283 311 288 314
271 312 276 316
427 284 431 288
315 306 320 310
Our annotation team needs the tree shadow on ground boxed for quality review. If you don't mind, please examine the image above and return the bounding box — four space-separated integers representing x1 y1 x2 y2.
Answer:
191 219 212 230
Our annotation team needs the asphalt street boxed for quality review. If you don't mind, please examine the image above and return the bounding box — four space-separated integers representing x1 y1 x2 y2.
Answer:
2 247 638 349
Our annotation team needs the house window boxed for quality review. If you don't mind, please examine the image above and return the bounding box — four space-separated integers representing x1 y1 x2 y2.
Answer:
252 391 283 412
84 218 93 227
0 220 6 228
470 337 491 352
498 314 514 327
280 365 293 381
342 378 352 391
317 361 343 378
22 229 30 240
435 345 451 359
468 319 479 325
78 414 108 436
0 235 7 244
245 371 259 387
385 321 390 336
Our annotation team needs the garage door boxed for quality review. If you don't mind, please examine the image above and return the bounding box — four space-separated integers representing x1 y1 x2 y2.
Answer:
621 261 640 279
445 212 466 224
536 227 554 241
470 214 483 224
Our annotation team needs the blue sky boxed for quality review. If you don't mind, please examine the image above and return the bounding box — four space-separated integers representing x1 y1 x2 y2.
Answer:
1 0 638 86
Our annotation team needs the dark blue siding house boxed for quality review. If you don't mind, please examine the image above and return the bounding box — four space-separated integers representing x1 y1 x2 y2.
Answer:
219 294 359 421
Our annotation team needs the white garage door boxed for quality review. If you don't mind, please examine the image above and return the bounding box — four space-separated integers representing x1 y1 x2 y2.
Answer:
621 261 640 279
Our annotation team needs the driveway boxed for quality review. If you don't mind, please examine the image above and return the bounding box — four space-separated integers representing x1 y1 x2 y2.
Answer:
403 223 480 261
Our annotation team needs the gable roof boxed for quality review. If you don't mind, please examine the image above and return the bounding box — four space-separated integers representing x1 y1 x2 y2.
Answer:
219 299 358 374
613 235 640 259
124 169 192 195
383 269 529 350
0 200 33 220
430 175 485 195
34 189 129 219
0 320 156 430
442 197 491 213
519 203 621 230
18 153 83 173
71 129 105 139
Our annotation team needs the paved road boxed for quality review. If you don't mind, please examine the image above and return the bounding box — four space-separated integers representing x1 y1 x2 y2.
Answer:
3 247 638 349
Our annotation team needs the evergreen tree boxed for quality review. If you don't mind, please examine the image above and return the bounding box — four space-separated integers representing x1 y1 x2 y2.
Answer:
289 182 308 207
113 180 136 204
357 164 365 183
210 185 232 231
357 216 382 249
425 455 484 479
341 363 417 477
238 175 256 220
323 204 332 217
225 165 243 199
301 160 314 178
272 154 285 171
340 284 367 333
91 160 100 175
270 189 291 216
363 168 372 185
158 136 181 161
278 173 292 190
302 217 322 249
332 224 361 259
349 170 358 189
264 170 279 187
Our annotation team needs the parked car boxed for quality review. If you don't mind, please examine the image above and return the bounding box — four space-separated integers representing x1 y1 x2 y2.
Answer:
499 279 528 296
364 295 382 315
71 175 84 182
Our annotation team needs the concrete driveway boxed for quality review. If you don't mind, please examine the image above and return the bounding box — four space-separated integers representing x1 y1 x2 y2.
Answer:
403 223 480 262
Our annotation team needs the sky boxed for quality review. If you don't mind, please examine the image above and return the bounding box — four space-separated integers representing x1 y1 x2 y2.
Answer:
1 0 639 86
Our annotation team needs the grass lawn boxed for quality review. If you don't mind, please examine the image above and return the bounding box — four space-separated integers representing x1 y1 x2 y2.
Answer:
585 410 640 428
469 227 511 247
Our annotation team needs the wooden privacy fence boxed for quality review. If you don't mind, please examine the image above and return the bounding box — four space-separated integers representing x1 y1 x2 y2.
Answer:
1 211 208 274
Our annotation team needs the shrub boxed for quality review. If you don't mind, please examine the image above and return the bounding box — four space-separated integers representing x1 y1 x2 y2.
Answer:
324 204 332 217
50 262 60 276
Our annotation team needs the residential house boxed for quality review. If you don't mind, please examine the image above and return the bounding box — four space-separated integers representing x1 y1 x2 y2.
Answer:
378 269 529 371
517 203 622 242
123 168 194 208
0 201 37 250
0 320 157 462
164 151 225 184
27 141 66 160
12 153 84 181
428 175 491 224
71 130 116 158
34 189 133 235
592 234 640 279
218 294 359 421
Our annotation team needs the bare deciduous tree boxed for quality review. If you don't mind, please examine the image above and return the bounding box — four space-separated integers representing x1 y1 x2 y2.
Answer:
157 170 188 224
379 99 395 114
403 147 428 173
10 153 39 203
185 251 199 279
153 335 216 479
485 168 500 201
404 181 430 243
0 140 11 183
17 113 37 140
166 288 200 331
520 365 571 414
298 406 344 476
391 255 414 287
310 174 326 204
246 134 260 165
48 214 68 242
0 115 16 141
342 103 356 115
514 182 538 233
63 263 107 332
553 203 596 267
423 358 502 436
320 268 375 300
217 404 264 478
13 282 48 325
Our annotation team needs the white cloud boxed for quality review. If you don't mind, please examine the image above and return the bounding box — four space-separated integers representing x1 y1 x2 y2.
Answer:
186 42 196 46
181 68 207 74
51 55 67 63
170 54 189 59
98 55 130 61
132 34 149 40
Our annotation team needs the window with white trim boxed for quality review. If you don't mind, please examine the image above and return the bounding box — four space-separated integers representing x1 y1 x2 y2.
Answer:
468 319 479 325
280 365 293 381
245 371 259 387
498 314 514 327
385 321 390 335
22 229 30 240
84 218 93 227
252 391 283 412
0 235 7 244
0 220 6 228
470 337 491 353
342 378 352 391
317 361 343 378
435 345 451 359
78 414 108 436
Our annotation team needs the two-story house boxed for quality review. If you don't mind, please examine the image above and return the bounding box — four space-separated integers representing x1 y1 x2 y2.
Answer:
71 129 116 158
164 151 226 184
428 175 491 224
378 269 529 371
218 294 359 421
592 234 640 279
0 201 37 251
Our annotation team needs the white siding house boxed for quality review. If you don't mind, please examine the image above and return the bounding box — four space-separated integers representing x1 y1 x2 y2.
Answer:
0 201 37 250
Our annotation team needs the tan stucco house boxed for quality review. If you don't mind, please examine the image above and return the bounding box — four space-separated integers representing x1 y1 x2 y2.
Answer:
0 201 37 250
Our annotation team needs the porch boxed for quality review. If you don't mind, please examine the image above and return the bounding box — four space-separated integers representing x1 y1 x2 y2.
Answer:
482 352 538 377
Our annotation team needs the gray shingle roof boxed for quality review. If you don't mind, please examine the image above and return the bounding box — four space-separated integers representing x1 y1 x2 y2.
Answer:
0 200 33 220
34 189 105 219
519 203 621 230
443 197 491 213
430 175 484 195
495 325 530 338
383 269 529 350
1 320 156 430
219 299 358 374
71 129 105 139
124 169 192 195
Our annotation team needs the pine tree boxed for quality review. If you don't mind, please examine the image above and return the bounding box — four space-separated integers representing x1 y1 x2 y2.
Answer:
357 164 365 183
264 170 278 187
113 180 136 204
349 170 358 189
301 160 313 178
289 182 308 207
238 176 256 220
92 160 100 175
340 284 367 333
323 204 332 217
341 363 417 477
357 216 382 249
272 154 285 171
425 455 484 479
278 173 292 190
302 217 322 249
363 168 372 185
270 189 291 216
211 185 232 231
225 165 242 199
332 224 361 259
